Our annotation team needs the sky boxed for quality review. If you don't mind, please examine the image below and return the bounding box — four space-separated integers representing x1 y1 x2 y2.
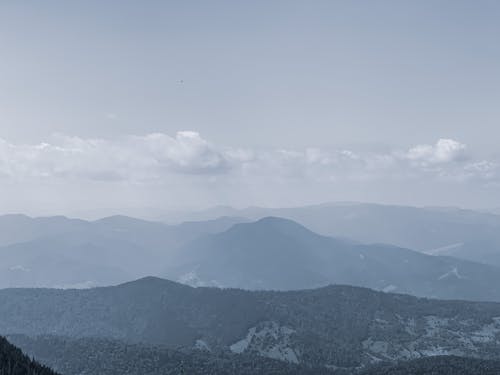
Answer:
0 0 499 217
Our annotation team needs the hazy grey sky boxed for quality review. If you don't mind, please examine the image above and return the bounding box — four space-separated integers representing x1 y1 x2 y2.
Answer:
0 1 499 216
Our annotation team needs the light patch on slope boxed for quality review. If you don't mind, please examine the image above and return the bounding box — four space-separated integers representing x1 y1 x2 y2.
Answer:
178 270 222 288
362 337 421 362
399 316 417 336
194 339 211 352
52 281 98 289
438 267 464 281
363 315 500 365
230 326 256 354
382 285 397 293
230 321 299 364
419 346 452 356
471 317 500 343
425 243 464 256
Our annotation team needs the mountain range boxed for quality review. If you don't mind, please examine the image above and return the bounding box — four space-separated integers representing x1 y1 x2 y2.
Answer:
2 202 500 371
168 216 500 301
0 214 246 288
174 202 500 267
2 210 500 303
2 276 500 370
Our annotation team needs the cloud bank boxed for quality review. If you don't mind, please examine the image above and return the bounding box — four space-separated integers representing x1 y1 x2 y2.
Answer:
0 132 497 215
0 133 496 184
0 131 229 181
406 139 468 164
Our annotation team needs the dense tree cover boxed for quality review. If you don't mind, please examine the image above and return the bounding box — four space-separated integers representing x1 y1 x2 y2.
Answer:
11 335 500 375
2 278 500 368
0 337 57 375
361 356 500 375
9 335 336 375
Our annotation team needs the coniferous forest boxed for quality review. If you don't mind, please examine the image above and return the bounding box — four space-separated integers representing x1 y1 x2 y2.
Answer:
0 337 57 375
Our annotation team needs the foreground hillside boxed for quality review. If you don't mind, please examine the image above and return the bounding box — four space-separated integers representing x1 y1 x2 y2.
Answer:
9 335 333 375
9 336 500 375
0 336 58 375
360 356 500 375
9 335 500 375
1 277 500 369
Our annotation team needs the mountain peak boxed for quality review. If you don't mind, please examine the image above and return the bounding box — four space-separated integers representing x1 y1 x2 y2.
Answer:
231 216 314 235
117 276 192 290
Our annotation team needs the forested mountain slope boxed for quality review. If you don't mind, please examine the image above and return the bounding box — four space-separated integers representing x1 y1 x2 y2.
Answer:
1 277 500 369
360 356 500 375
9 335 334 375
10 335 500 375
0 336 58 375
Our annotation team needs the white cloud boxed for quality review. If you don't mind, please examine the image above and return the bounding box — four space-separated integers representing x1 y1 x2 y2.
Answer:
130 131 229 174
1 132 499 214
0 133 496 189
0 131 229 181
464 160 498 179
406 139 467 165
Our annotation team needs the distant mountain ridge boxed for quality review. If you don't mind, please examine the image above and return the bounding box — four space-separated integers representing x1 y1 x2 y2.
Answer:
0 214 248 288
174 202 500 267
169 216 500 301
0 213 249 248
2 212 500 303
2 277 500 369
